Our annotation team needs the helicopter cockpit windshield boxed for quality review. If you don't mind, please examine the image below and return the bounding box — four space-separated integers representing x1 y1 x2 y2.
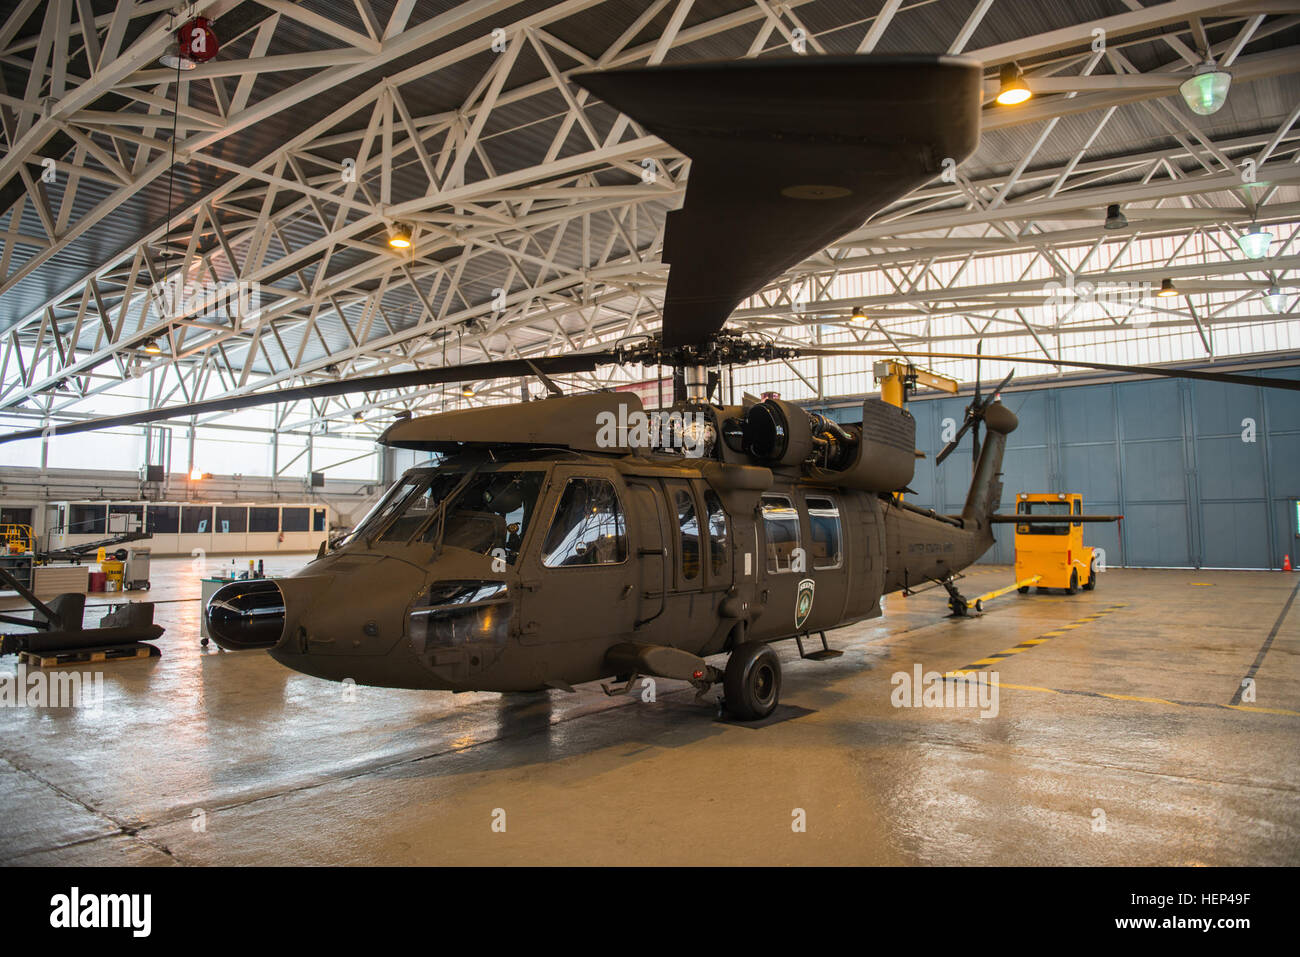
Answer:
350 466 545 564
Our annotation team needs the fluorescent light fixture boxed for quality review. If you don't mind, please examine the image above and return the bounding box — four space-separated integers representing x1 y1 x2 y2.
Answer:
1237 229 1273 260
1180 61 1231 115
1262 286 1287 314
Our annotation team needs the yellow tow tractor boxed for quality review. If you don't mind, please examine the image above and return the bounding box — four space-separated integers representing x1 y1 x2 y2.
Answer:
946 493 1123 615
1012 492 1121 594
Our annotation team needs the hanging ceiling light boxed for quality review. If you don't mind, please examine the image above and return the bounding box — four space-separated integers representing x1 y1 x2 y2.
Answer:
352 411 364 424
1180 59 1231 115
461 385 476 398
1157 278 1180 298
1104 203 1128 230
388 223 412 249
995 64 1032 106
1262 286 1287 314
849 304 868 323
141 337 162 354
1237 228 1273 260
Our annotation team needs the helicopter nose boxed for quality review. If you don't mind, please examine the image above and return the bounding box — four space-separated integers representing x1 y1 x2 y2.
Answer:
205 579 286 650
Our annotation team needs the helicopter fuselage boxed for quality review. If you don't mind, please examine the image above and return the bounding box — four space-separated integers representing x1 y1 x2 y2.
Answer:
207 440 1000 694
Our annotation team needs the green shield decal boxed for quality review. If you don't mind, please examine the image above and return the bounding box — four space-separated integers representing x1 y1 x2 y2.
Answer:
795 578 815 629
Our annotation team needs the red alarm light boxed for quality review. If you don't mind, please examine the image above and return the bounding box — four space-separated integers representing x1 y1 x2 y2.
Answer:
160 17 219 69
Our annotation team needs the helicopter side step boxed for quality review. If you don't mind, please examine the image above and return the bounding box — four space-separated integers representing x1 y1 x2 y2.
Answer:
795 632 843 661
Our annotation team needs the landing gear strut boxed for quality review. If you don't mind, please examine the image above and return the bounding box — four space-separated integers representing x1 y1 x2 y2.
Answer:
943 578 972 617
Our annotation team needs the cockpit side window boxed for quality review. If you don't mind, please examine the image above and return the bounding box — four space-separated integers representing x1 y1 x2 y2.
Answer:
704 490 728 577
676 489 700 581
542 478 628 567
345 474 428 544
419 470 544 565
379 472 463 543
761 494 800 573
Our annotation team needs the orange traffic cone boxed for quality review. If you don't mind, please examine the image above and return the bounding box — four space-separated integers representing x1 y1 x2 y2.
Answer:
1285 555 1293 572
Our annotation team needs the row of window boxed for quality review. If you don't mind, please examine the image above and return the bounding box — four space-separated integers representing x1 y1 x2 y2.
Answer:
533 477 842 578
762 493 842 573
63 503 326 535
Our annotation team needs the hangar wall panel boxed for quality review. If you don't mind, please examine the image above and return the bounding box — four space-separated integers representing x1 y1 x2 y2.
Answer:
815 364 1300 569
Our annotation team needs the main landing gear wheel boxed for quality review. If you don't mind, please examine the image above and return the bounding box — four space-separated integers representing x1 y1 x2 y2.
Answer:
723 641 781 721
1066 569 1079 595
1082 558 1097 591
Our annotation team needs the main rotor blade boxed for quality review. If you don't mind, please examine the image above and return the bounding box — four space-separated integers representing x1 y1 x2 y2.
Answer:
0 352 616 445
574 55 981 347
800 348 1300 392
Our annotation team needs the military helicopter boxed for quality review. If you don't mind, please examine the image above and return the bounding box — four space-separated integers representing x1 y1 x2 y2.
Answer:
4 56 1296 720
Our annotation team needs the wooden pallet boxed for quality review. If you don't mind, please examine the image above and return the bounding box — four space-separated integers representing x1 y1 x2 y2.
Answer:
18 643 160 668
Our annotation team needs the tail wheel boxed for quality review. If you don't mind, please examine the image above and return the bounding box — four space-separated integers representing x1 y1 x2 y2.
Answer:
723 641 782 721
1082 558 1097 591
1066 569 1079 595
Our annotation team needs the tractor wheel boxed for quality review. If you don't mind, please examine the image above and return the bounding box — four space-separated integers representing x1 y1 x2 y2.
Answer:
1082 559 1097 591
723 642 782 721
1066 569 1079 595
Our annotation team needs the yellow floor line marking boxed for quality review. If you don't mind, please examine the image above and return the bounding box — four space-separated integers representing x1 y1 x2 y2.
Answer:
994 682 1300 718
1225 703 1300 716
944 604 1129 679
1100 692 1178 706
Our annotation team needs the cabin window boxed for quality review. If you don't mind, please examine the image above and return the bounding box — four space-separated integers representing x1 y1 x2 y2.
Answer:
675 489 700 581
215 506 247 533
250 507 280 532
761 494 800 573
148 505 179 534
807 496 842 569
70 504 106 535
542 478 627 567
704 490 728 577
108 504 143 534
181 505 212 534
282 507 310 532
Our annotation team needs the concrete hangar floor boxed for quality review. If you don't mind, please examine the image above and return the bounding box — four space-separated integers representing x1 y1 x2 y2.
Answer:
1 556 1296 866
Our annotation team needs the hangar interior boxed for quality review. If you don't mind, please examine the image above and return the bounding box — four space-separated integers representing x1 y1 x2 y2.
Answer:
0 0 1297 866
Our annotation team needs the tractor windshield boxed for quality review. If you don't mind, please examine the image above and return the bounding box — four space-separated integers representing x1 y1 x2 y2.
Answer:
1016 500 1071 535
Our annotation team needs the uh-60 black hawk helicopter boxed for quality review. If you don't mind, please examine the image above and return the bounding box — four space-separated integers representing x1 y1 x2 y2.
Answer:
6 56 1297 720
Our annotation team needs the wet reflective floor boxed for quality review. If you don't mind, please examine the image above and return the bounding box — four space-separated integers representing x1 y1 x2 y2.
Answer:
1 558 1296 865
